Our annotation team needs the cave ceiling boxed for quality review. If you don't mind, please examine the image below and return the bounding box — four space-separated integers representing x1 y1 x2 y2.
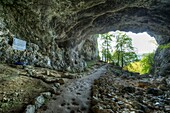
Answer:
1 0 170 46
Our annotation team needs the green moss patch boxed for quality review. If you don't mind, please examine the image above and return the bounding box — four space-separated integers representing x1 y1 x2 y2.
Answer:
158 43 170 51
86 60 97 68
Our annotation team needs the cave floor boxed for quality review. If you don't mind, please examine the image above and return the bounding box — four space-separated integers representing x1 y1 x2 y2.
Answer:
36 65 108 113
36 64 170 113
0 62 106 113
0 64 52 113
0 63 169 113
91 66 170 113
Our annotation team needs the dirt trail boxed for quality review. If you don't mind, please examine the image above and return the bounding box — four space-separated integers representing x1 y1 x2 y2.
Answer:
37 65 108 113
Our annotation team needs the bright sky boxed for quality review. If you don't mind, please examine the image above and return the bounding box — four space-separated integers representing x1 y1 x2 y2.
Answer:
98 31 158 55
126 32 158 54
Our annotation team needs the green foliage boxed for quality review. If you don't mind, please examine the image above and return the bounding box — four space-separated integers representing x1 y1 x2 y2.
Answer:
140 53 154 74
99 31 138 66
86 60 97 68
114 31 138 67
123 61 141 73
112 51 138 67
158 43 170 51
123 52 138 65
100 33 113 62
112 50 119 65
124 52 155 75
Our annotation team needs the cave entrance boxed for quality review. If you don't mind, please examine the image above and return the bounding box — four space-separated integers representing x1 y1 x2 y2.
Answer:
98 31 158 61
97 31 158 74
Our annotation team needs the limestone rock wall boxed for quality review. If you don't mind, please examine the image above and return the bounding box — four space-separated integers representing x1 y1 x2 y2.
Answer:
0 36 89 72
77 35 99 61
0 0 170 75
154 44 170 76
0 20 88 72
2 0 170 46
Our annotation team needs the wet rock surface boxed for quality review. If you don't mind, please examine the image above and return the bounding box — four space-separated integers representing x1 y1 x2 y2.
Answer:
91 66 170 113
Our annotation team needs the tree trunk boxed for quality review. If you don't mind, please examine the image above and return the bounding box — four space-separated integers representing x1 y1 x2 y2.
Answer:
117 51 120 66
121 51 123 68
120 44 123 68
106 46 108 63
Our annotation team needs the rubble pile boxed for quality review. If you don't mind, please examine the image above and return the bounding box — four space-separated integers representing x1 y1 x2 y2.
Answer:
91 68 170 113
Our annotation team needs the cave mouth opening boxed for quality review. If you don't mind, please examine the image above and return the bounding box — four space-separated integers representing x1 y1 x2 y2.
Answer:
97 30 158 63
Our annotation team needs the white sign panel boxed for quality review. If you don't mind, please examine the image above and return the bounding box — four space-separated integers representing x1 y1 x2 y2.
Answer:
12 37 26 51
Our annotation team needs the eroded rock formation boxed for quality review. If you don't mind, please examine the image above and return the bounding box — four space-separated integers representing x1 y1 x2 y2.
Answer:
0 0 170 75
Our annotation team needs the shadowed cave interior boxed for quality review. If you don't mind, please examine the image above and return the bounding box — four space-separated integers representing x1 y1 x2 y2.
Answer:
0 0 170 113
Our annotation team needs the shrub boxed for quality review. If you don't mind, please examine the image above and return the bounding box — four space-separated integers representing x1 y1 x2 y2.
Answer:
124 53 155 75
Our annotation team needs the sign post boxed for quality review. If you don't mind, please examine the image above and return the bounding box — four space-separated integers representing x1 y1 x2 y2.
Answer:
12 37 26 51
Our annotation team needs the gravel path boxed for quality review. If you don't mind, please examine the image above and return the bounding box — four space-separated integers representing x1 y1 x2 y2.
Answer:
37 65 108 113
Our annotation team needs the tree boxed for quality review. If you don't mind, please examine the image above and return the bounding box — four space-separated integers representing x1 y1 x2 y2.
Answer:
140 53 154 74
100 33 113 62
99 31 138 65
123 52 138 66
123 52 155 75
114 31 138 67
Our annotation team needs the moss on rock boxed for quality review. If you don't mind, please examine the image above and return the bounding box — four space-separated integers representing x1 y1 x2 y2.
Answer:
158 43 170 50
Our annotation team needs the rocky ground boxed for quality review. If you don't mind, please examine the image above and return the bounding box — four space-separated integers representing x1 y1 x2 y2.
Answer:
0 64 52 113
0 61 105 113
36 64 108 113
0 63 170 113
91 65 170 113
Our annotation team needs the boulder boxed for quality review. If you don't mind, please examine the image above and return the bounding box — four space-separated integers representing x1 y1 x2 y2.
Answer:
41 92 51 99
35 95 45 109
25 105 36 113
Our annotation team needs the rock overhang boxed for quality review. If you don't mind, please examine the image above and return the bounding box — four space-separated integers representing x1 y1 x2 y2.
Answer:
1 0 170 45
0 0 170 75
